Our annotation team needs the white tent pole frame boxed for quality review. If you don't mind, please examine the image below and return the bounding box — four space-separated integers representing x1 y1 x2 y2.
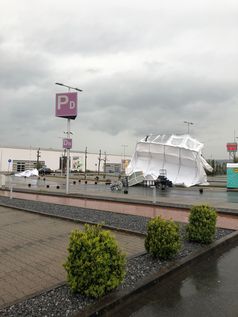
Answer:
175 147 182 184
162 145 166 170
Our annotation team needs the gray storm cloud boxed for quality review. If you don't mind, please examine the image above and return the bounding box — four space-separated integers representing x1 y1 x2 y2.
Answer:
0 0 237 157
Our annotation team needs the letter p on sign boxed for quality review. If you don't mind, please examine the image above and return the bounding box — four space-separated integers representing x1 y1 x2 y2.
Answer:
57 95 69 109
55 92 78 119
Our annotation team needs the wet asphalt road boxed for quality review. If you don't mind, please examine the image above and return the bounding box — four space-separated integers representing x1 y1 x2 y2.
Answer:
102 243 238 317
3 175 238 210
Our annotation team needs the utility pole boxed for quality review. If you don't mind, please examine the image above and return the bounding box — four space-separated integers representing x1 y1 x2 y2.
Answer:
84 147 88 179
121 144 128 173
98 150 102 176
36 148 41 170
103 152 108 178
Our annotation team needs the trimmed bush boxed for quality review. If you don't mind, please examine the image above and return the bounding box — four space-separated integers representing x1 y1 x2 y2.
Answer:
186 205 217 244
145 216 181 260
64 224 126 298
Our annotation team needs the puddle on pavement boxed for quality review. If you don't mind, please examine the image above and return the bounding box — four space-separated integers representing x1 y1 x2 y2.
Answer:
102 243 238 317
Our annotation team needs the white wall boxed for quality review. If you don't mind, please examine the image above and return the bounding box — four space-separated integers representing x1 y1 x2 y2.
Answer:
0 146 130 172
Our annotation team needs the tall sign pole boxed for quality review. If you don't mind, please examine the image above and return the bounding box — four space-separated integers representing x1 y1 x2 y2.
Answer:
226 142 237 162
55 83 82 194
66 118 71 194
84 146 88 179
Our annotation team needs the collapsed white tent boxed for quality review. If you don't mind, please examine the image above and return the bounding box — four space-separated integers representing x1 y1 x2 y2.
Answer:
15 169 39 177
126 134 212 187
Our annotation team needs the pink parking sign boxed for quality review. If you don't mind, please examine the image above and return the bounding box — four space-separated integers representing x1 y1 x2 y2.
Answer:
63 138 72 149
55 92 77 119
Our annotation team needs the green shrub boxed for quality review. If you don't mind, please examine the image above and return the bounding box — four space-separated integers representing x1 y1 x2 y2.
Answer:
64 224 126 298
145 216 181 260
186 205 217 244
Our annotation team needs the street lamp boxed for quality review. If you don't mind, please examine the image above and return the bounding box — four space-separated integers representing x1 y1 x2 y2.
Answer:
55 82 83 194
55 82 83 92
184 121 194 134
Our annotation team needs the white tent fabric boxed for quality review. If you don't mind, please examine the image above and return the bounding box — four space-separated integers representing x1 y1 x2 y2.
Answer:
15 169 39 177
126 134 212 187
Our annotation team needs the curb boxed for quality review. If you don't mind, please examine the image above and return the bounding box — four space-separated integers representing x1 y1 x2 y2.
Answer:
0 201 146 238
1 187 238 216
75 230 238 317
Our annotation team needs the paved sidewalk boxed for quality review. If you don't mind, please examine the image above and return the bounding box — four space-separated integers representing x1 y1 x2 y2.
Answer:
0 206 145 308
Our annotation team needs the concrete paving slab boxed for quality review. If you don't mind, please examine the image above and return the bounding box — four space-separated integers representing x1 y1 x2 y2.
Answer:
0 206 145 308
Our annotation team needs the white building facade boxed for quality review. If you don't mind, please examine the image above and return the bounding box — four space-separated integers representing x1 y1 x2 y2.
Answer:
0 146 130 173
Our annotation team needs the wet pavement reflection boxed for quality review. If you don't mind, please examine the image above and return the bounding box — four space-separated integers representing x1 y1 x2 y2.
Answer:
2 175 238 210
104 244 238 317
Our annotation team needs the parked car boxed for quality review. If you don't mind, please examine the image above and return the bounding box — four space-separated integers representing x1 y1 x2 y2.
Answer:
38 167 52 175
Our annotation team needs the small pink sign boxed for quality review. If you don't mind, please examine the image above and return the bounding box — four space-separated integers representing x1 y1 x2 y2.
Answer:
63 138 72 149
55 92 77 119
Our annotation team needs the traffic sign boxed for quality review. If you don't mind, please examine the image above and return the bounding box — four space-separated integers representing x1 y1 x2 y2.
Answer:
63 138 72 149
55 92 77 119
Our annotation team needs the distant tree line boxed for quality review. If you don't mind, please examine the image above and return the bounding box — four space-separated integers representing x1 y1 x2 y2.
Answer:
206 159 227 175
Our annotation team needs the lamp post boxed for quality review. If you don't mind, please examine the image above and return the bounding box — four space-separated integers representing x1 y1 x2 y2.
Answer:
55 82 83 194
184 121 194 135
121 144 128 173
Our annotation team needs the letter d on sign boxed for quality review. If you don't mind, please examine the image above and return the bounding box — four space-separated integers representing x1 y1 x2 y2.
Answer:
69 100 76 109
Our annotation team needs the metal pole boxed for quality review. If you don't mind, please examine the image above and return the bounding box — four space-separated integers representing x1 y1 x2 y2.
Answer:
66 118 70 194
184 121 193 135
61 156 63 176
98 149 101 176
103 152 107 178
121 144 128 173
152 186 156 204
0 150 2 172
10 175 13 199
85 147 87 179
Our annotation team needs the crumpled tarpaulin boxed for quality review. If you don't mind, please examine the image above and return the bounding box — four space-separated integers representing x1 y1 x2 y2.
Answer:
15 169 39 177
126 134 212 187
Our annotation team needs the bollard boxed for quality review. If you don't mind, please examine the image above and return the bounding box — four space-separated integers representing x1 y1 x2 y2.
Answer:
46 185 50 188
95 182 97 185
28 184 31 187
73 181 76 185
0 175 6 189
10 186 13 199
151 186 156 204
78 179 81 183
56 185 60 189
85 181 87 184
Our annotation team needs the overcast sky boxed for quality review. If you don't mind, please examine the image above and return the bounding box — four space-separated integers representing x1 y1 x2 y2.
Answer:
0 0 237 158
